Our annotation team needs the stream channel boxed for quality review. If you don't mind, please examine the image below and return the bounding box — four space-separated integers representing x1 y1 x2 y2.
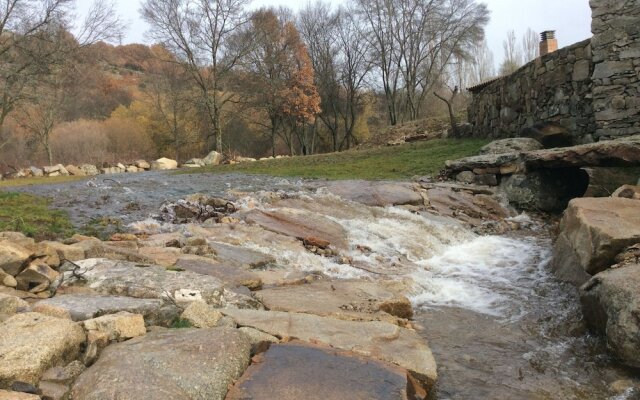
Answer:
10 171 640 400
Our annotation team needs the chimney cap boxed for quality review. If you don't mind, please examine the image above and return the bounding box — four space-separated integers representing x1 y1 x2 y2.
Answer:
540 30 556 41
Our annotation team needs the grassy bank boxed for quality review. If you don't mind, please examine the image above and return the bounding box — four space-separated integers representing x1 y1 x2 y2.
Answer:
0 175 84 188
0 192 74 240
185 138 490 180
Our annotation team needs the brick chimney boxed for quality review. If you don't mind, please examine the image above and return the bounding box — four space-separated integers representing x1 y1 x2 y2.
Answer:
540 30 558 56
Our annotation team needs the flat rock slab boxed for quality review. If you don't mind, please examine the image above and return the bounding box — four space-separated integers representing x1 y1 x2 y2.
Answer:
35 294 178 326
324 180 424 207
175 255 263 290
256 280 411 322
580 263 640 368
208 242 275 269
70 327 251 400
552 197 640 277
0 313 85 387
227 342 413 400
65 259 261 309
242 208 349 250
221 309 437 390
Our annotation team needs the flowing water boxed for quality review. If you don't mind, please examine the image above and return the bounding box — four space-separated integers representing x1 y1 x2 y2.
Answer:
10 171 639 399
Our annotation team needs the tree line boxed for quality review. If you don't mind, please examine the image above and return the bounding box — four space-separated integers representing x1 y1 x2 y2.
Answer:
0 0 500 168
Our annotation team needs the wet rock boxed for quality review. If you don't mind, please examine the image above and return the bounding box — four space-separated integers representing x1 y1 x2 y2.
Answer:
243 208 349 250
0 313 86 387
221 309 437 390
64 259 261 309
179 300 223 328
82 312 146 342
158 196 236 224
227 342 416 400
580 263 640 367
255 280 413 322
551 197 640 281
426 187 513 229
0 242 32 276
35 294 176 325
150 157 178 170
325 180 424 207
70 327 251 400
479 138 543 155
175 255 263 290
499 168 589 212
612 184 640 200
0 390 40 399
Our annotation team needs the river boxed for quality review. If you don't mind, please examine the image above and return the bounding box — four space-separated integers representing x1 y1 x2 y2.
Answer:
10 171 639 399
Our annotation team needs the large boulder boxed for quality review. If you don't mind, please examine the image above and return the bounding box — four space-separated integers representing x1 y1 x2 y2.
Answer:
150 157 178 170
203 151 223 166
499 168 589 212
551 198 640 285
242 208 349 250
580 263 640 367
0 313 86 387
479 138 543 155
227 342 417 400
221 308 437 390
0 242 32 277
65 165 86 176
63 259 261 309
325 180 424 207
34 294 178 326
70 327 251 400
79 164 99 176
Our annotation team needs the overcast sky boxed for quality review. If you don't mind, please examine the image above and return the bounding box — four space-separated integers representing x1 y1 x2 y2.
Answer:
77 0 592 65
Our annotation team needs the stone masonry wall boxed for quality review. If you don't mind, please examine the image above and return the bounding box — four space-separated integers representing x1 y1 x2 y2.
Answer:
590 0 640 139
467 39 594 142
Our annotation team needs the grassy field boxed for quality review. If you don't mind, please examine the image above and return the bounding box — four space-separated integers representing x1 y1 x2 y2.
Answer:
0 192 74 240
185 138 490 180
0 175 84 188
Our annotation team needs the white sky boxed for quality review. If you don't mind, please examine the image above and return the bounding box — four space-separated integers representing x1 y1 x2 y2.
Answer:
77 0 593 65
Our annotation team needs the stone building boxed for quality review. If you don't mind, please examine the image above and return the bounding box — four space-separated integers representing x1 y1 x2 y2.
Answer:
467 0 640 144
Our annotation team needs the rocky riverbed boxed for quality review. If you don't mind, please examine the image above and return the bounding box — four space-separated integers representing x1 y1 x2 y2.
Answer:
1 171 639 399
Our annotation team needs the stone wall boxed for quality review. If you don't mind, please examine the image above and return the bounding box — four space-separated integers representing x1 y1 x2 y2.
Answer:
590 0 640 139
467 39 594 143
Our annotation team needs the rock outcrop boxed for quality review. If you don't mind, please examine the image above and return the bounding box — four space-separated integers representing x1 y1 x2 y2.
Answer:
325 180 424 207
551 197 640 285
580 263 640 368
70 327 251 400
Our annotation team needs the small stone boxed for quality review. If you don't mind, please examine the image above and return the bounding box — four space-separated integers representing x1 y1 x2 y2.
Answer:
83 312 146 342
0 293 29 315
0 268 17 288
456 171 476 184
38 381 68 400
303 236 331 249
180 301 223 328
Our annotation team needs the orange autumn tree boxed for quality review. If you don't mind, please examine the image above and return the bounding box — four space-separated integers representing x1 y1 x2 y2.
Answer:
241 10 321 156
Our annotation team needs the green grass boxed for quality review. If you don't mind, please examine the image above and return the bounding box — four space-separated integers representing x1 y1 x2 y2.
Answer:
182 138 490 180
0 192 74 240
0 175 85 188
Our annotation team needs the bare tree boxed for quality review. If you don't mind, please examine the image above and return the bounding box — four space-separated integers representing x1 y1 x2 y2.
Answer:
469 39 494 84
499 29 523 75
353 0 488 125
141 0 251 153
522 27 539 63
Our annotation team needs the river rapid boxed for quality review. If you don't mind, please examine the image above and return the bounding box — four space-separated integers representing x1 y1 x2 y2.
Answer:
11 171 639 400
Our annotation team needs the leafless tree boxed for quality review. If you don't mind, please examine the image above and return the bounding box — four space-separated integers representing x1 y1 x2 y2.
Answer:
140 0 251 152
469 39 494 84
353 0 488 125
522 27 539 63
499 29 522 75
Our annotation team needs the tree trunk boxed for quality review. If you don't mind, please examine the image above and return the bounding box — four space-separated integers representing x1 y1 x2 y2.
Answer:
434 89 458 137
